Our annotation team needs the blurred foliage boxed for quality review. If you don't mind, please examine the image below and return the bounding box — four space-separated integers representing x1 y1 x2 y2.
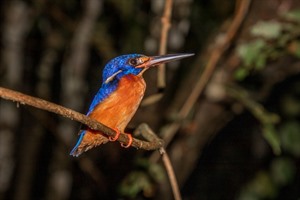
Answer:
228 86 281 155
118 158 165 198
251 21 283 39
238 157 296 200
280 121 300 157
235 9 300 81
231 9 300 156
262 125 281 155
281 9 300 22
228 8 300 200
236 39 267 75
239 171 277 200
236 77 300 199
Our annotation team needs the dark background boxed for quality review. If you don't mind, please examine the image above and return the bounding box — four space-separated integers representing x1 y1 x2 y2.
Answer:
0 0 300 199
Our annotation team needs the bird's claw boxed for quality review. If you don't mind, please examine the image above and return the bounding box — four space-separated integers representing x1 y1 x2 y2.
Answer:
109 128 120 141
121 134 133 148
109 128 132 148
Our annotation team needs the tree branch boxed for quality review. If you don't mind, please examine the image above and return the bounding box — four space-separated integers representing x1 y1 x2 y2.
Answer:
0 87 164 151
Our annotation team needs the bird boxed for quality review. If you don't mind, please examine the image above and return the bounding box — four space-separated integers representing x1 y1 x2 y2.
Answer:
70 53 194 157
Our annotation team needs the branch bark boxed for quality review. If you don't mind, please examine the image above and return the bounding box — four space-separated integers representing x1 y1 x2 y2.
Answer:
0 87 164 151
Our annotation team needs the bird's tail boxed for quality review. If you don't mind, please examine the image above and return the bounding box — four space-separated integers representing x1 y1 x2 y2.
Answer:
70 130 109 157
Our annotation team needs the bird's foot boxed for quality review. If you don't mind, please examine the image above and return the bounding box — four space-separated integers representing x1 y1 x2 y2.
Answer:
109 128 133 148
109 128 120 141
120 133 133 148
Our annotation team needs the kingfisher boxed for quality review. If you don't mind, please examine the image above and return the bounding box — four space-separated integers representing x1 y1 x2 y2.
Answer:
70 53 194 157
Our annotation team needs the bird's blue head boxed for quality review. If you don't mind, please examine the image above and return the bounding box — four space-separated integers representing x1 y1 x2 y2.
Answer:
88 54 151 112
102 53 196 84
102 54 149 84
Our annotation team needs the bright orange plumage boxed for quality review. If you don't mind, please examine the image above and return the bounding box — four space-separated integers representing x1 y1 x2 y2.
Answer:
90 74 146 131
70 53 194 157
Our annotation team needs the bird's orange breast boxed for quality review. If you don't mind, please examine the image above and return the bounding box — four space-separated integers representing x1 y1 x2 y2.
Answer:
88 74 146 132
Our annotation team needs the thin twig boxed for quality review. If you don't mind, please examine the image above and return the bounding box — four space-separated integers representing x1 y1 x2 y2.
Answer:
179 0 251 118
0 87 164 151
157 0 173 89
142 0 173 106
159 148 182 200
162 0 252 147
135 124 182 200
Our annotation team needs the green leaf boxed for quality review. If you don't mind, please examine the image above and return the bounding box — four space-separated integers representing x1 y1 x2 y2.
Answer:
238 171 277 200
262 125 281 155
119 171 154 198
281 94 300 117
279 121 300 156
254 52 268 70
271 157 296 186
149 163 166 182
251 21 283 39
119 159 166 198
237 39 267 68
282 9 300 23
234 68 249 81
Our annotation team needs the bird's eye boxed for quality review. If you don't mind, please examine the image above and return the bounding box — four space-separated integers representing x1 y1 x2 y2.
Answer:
129 58 138 66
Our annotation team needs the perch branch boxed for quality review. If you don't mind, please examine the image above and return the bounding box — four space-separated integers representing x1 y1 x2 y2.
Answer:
0 87 164 150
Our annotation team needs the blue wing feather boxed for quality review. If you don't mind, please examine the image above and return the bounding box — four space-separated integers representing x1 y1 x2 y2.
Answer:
70 130 86 156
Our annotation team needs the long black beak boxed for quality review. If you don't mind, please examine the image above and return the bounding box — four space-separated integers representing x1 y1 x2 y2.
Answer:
147 53 194 67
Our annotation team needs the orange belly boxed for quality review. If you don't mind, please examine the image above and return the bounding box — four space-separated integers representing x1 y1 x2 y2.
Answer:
89 74 146 131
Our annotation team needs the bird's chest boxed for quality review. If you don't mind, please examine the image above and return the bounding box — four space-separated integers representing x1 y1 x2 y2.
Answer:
112 75 146 114
89 75 146 130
